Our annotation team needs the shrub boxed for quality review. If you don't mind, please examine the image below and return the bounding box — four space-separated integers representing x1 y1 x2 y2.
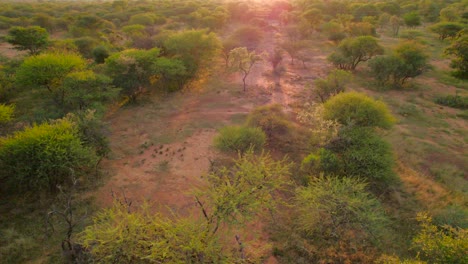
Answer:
323 92 396 129
435 94 468 109
413 213 468 264
333 127 397 188
0 119 97 193
0 104 14 123
314 69 352 102
214 125 266 153
245 104 293 149
276 176 389 263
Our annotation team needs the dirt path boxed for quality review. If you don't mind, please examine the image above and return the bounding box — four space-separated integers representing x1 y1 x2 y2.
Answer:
93 13 333 263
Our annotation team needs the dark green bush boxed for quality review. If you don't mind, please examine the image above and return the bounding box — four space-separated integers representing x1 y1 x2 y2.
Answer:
435 94 468 109
246 104 291 137
214 125 266 153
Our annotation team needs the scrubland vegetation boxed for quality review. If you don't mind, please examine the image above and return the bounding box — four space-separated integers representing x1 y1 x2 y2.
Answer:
0 0 466 263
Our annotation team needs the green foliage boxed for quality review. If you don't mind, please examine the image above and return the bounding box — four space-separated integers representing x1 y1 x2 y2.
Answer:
445 32 468 79
229 26 263 49
301 148 341 175
0 119 97 193
0 104 14 123
435 94 468 109
6 26 49 55
64 110 111 158
429 22 465 40
276 176 388 263
92 45 109 64
245 104 293 148
413 213 468 264
61 70 120 112
323 92 395 129
198 150 292 227
106 48 190 98
0 228 38 263
16 52 86 93
280 40 308 65
369 42 428 87
228 47 262 91
314 69 352 102
164 29 220 74
328 36 384 70
330 127 397 188
403 12 421 27
214 125 266 153
73 37 99 58
79 202 229 264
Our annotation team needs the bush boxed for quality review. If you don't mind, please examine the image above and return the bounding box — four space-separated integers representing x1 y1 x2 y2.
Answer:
245 104 293 148
0 104 14 123
435 94 468 109
275 176 389 263
0 119 98 193
323 92 395 129
332 127 397 188
214 125 265 153
413 213 468 264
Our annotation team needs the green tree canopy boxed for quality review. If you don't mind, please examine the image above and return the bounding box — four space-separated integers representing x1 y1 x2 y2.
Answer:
80 202 229 263
445 32 468 78
0 119 97 193
314 69 352 102
6 26 49 55
15 52 87 106
323 92 395 129
429 22 465 40
277 176 389 263
369 42 428 86
328 36 383 70
164 29 220 74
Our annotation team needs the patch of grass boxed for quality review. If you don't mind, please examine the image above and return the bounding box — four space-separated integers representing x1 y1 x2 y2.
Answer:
435 94 468 109
430 163 467 195
230 113 247 124
156 160 170 172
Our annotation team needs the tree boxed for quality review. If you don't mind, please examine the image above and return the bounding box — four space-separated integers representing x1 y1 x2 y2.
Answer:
390 15 403 37
164 29 220 75
413 213 468 264
323 91 395 129
6 26 49 55
429 22 464 40
16 52 86 106
221 37 241 68
393 41 428 84
328 127 397 188
61 71 120 112
445 32 468 79
0 119 97 193
80 202 230 263
195 150 292 233
314 69 352 103
229 26 263 50
277 176 389 263
328 36 384 70
280 40 308 65
369 41 429 87
91 45 109 64
228 47 262 91
403 12 421 27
